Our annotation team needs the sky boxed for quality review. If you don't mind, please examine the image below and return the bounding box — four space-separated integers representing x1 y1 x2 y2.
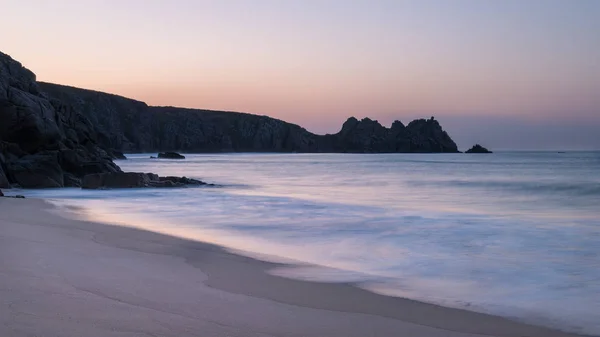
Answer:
1 0 599 150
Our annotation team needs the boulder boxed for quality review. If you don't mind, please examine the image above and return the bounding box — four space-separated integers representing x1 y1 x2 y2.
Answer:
466 144 492 154
158 152 186 159
0 189 3 196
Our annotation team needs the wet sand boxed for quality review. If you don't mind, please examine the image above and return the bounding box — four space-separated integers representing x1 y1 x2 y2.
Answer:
0 198 585 337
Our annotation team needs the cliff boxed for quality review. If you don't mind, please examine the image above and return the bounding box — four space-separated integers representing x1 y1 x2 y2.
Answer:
38 84 459 154
1 50 459 188
0 52 120 188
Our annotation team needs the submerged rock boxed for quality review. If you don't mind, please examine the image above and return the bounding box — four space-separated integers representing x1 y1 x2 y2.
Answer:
159 176 205 185
466 144 492 153
148 180 183 188
158 152 185 159
82 172 207 189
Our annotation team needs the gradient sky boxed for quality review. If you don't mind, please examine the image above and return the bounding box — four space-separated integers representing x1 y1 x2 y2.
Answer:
2 0 599 150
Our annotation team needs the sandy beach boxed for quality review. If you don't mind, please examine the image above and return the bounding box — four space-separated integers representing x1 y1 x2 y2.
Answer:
0 197 585 337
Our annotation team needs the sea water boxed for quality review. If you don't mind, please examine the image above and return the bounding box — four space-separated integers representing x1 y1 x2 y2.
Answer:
14 152 600 335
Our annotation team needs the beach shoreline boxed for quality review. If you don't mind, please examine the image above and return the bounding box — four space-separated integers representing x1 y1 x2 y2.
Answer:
0 197 588 337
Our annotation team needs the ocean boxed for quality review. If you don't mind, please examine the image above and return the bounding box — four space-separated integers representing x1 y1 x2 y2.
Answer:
12 152 600 335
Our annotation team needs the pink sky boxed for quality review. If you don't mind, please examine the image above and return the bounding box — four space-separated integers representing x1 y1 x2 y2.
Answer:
1 0 599 149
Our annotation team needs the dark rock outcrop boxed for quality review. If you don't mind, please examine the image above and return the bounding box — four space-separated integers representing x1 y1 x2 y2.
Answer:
38 83 154 153
82 172 207 189
5 152 64 188
0 189 3 196
158 152 185 159
38 84 459 154
113 151 127 160
329 116 458 153
159 176 206 185
82 172 154 189
0 51 121 188
466 144 492 153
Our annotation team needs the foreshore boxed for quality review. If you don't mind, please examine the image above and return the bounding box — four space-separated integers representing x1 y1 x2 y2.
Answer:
0 198 585 337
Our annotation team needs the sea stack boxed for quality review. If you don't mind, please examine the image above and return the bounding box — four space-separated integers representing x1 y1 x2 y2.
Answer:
466 144 492 153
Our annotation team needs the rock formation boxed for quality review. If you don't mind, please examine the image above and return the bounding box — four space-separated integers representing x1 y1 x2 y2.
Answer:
0 51 121 188
158 152 185 159
329 116 457 153
466 144 492 153
81 172 208 189
113 151 127 160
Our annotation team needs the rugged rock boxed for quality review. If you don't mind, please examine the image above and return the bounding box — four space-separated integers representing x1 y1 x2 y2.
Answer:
113 151 127 160
82 172 207 189
148 180 180 188
82 172 154 189
466 144 492 153
0 51 122 188
328 116 458 153
158 152 185 159
159 176 206 185
38 83 154 152
5 152 64 188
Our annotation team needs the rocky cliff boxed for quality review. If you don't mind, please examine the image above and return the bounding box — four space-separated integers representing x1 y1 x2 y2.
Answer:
0 51 120 188
39 84 459 154
1 50 459 188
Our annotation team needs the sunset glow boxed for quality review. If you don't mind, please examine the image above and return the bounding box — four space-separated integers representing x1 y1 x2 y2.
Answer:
2 0 599 149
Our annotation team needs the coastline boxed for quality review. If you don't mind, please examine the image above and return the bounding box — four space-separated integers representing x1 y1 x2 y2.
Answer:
0 198 588 337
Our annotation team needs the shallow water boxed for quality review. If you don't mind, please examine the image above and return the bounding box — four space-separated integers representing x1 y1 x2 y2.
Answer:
13 152 600 335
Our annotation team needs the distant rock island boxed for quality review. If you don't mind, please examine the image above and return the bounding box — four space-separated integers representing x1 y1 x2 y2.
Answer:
466 144 492 153
158 152 186 160
1 50 460 189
